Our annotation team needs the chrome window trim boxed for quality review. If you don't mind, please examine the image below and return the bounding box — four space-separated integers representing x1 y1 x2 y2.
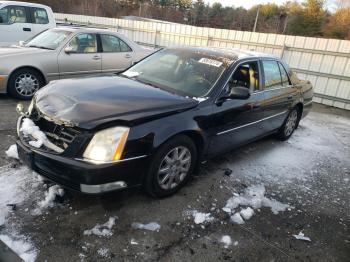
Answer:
216 110 287 136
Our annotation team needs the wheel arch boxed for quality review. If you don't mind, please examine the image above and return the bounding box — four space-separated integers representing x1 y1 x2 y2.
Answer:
152 129 206 173
7 66 47 92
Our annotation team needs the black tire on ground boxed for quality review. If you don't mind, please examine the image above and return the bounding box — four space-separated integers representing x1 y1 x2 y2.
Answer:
277 107 300 141
144 135 198 198
8 68 45 100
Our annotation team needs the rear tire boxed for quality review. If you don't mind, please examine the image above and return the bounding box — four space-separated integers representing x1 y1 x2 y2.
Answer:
277 107 300 141
8 68 45 100
144 135 197 198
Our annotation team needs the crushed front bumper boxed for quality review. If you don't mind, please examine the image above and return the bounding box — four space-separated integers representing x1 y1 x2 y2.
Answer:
16 139 148 194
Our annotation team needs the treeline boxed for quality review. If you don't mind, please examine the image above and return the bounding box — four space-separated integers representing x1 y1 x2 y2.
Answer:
26 0 350 40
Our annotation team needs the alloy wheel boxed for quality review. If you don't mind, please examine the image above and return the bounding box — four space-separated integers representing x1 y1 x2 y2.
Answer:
157 146 192 190
15 73 39 97
284 110 298 136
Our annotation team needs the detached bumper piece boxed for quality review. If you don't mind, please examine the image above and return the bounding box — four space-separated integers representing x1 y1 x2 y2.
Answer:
16 139 147 194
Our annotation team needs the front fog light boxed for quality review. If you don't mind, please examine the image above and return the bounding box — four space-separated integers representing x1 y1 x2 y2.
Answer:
83 127 129 164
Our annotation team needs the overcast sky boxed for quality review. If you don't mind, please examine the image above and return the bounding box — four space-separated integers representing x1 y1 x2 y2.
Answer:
205 0 337 10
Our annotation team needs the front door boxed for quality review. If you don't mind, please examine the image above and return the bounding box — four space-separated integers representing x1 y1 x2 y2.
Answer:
0 5 33 45
208 60 267 156
58 33 102 79
100 34 133 73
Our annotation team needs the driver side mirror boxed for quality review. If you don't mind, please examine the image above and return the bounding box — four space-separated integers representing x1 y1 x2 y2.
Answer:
64 46 76 54
216 85 250 106
228 85 251 100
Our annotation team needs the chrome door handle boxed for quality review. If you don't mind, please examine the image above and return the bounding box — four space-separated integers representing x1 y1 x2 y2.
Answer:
125 54 132 59
92 55 101 60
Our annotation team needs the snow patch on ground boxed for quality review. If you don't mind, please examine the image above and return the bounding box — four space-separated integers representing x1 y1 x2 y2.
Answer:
97 247 110 257
184 210 214 224
84 217 117 237
293 231 311 242
131 222 161 231
0 234 37 262
0 166 42 226
5 144 19 159
220 235 232 248
225 185 290 213
193 211 214 224
240 207 254 220
224 185 290 224
32 185 65 215
230 213 245 224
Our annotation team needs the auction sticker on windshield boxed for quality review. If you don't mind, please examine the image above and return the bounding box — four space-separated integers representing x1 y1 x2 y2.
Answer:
198 58 223 67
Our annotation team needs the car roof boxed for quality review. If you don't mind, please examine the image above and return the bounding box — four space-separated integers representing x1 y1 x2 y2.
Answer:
0 1 50 9
56 26 123 35
167 46 279 61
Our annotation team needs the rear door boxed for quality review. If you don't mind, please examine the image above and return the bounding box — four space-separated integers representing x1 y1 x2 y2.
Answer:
260 59 296 132
99 34 133 73
208 60 267 156
0 5 32 45
58 33 102 79
29 7 52 36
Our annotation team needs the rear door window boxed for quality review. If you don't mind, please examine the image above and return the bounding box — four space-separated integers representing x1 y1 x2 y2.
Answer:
0 6 27 24
30 8 49 24
262 60 282 89
100 34 132 53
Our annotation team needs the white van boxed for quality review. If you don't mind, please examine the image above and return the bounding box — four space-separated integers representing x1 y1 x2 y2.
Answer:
0 1 56 46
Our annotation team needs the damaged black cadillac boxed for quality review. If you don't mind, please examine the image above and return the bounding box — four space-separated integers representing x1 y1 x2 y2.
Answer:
16 47 313 197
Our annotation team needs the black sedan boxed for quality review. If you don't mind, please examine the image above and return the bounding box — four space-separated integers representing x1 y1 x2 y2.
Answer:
16 47 313 197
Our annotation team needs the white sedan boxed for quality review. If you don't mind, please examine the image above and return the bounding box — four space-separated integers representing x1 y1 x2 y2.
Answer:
0 27 153 99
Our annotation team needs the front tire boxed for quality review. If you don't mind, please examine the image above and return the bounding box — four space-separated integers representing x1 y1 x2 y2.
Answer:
144 135 197 198
8 68 45 100
277 107 299 141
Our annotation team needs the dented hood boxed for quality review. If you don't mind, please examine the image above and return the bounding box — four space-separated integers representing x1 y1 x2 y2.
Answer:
34 76 198 129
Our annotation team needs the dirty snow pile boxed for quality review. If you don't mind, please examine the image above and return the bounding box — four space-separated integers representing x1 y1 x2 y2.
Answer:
223 185 290 224
5 144 19 159
131 222 161 231
32 185 65 215
84 217 117 237
0 234 37 262
190 211 214 224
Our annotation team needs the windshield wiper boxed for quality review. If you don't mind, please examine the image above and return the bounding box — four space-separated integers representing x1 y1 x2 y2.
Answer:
27 45 54 50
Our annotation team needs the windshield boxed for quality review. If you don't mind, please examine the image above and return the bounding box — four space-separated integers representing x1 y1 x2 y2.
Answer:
25 29 72 50
121 49 230 97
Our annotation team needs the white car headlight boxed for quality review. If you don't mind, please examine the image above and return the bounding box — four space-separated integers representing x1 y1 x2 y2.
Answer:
83 127 130 164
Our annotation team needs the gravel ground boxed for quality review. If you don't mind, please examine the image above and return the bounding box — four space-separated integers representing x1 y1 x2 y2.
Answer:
0 94 349 262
